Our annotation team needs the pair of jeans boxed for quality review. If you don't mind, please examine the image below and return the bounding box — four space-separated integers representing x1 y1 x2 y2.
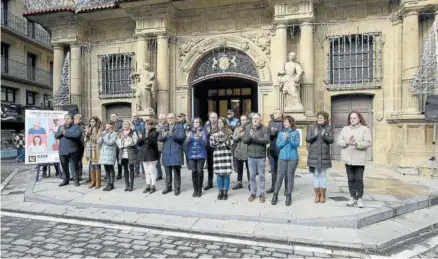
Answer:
17 147 25 161
89 164 101 171
165 166 181 190
248 157 266 196
121 158 135 188
156 151 163 178
143 161 157 186
313 168 327 188
103 164 115 185
346 165 365 199
235 159 249 182
216 175 230 190
275 160 298 195
59 153 79 182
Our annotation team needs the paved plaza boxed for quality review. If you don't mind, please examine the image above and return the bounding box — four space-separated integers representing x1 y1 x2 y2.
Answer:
1 161 438 258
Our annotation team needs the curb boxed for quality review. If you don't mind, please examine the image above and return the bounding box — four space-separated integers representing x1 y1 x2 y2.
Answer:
1 168 19 191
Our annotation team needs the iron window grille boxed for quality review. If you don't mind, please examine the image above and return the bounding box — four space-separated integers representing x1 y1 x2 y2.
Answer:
325 33 383 90
98 53 134 99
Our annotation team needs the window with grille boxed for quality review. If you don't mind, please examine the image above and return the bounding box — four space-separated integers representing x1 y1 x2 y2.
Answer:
98 53 134 98
326 33 382 88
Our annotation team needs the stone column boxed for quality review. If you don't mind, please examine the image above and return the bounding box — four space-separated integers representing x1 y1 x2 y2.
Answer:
299 22 314 116
392 17 403 114
70 44 82 110
52 44 64 97
401 11 420 114
136 35 147 69
271 23 287 109
156 34 169 115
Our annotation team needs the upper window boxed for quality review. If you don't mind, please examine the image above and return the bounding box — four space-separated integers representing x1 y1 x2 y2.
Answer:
1 0 8 25
327 33 382 88
27 53 37 81
1 87 16 103
26 91 36 105
98 53 134 98
1 42 9 73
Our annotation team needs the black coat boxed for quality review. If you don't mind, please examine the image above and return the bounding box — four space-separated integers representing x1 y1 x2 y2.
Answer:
267 119 283 154
139 129 160 162
306 124 334 170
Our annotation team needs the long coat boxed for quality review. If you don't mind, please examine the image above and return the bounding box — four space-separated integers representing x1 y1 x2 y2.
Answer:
97 131 118 165
138 128 160 162
84 126 101 165
210 130 234 176
116 130 138 165
158 123 185 166
306 124 334 170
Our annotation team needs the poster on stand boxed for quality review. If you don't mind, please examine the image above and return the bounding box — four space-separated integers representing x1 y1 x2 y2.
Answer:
25 110 68 164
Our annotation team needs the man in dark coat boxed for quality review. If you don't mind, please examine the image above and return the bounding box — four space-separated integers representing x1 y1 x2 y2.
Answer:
177 113 190 169
266 109 284 194
55 114 83 187
73 114 86 182
158 113 186 196
202 111 219 191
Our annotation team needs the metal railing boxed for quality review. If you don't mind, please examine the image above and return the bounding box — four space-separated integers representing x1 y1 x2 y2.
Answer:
1 9 51 48
1 57 53 87
24 0 75 13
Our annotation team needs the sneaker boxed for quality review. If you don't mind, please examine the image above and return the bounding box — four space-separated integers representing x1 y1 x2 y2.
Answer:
259 195 265 203
248 194 256 202
357 198 364 208
347 197 357 207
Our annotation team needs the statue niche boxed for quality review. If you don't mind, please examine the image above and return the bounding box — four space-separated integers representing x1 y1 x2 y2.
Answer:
276 52 305 112
130 63 156 114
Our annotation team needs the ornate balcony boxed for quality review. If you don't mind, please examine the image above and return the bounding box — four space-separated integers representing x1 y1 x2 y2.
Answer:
1 57 53 89
1 9 51 49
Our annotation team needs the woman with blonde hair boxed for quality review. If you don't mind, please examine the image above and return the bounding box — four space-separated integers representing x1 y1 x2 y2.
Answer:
337 110 372 208
210 117 234 200
116 121 139 192
85 116 103 189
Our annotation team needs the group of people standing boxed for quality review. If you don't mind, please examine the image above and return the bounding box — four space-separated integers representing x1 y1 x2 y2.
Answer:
53 108 371 208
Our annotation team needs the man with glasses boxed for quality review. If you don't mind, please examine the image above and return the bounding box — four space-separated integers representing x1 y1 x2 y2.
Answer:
158 113 185 195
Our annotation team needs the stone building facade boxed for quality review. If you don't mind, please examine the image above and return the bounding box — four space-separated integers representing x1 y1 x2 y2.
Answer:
24 0 437 168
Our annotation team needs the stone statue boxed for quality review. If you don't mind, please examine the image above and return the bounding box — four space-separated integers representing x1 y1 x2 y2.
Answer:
130 63 155 112
277 52 304 111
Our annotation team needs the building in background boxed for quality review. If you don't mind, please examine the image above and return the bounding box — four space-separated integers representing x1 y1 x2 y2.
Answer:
1 0 53 158
22 0 437 168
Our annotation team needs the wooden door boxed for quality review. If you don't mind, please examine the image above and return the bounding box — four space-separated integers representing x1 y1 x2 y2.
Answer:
331 95 373 161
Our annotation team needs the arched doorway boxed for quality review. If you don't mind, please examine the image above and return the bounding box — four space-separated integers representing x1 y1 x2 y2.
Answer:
190 47 259 122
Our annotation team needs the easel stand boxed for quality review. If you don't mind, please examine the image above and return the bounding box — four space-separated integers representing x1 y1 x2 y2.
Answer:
35 163 62 181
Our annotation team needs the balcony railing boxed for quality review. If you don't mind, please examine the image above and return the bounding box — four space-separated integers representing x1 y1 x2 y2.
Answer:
1 9 51 48
1 57 53 87
24 0 75 13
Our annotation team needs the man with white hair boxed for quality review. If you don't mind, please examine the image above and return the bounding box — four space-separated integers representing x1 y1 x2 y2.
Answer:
243 113 270 203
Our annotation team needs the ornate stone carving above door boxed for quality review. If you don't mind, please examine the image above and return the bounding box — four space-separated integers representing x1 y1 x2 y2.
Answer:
177 35 271 86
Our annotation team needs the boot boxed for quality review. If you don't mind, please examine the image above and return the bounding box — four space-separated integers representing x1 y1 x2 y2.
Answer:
108 184 114 191
95 171 102 189
222 190 228 200
232 182 243 190
129 170 135 192
124 171 129 192
74 173 80 187
192 171 197 198
217 190 223 200
271 192 278 205
203 181 213 191
314 188 320 203
197 172 203 197
266 171 276 194
149 185 156 194
319 188 326 203
117 164 122 179
285 194 292 206
88 170 96 189
108 168 115 191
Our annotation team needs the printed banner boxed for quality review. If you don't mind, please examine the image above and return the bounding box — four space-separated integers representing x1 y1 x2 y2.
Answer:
25 110 68 164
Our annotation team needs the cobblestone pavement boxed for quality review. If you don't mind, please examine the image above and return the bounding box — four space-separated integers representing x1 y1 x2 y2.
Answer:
1 215 350 258
0 161 32 182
